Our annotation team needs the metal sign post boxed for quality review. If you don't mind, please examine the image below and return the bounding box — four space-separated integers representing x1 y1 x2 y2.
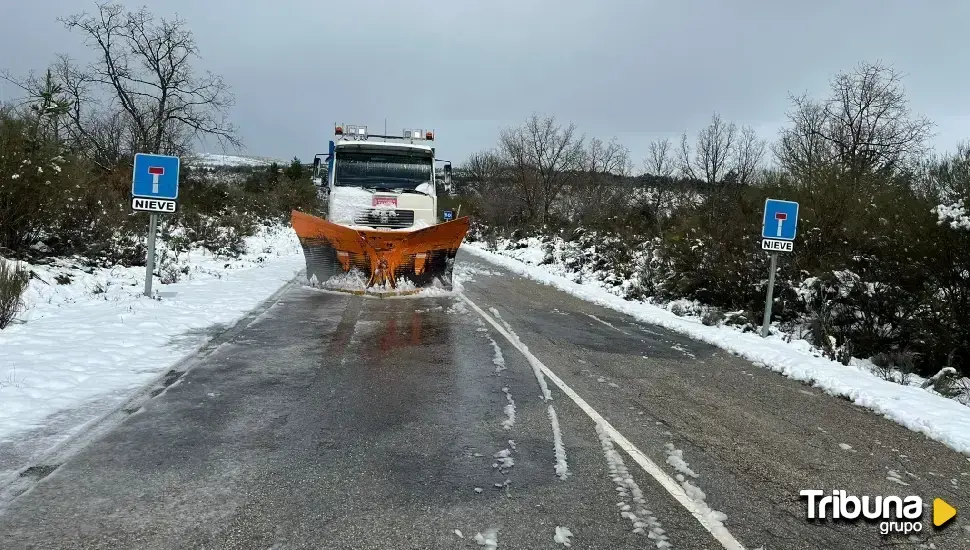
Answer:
761 252 778 337
144 214 158 297
131 153 181 297
760 199 799 338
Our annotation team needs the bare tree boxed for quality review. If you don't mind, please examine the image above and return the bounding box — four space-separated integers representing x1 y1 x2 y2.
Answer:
498 113 585 223
570 136 631 223
733 125 766 185
776 62 933 184
774 93 833 184
645 137 676 179
642 138 680 235
585 136 631 176
680 113 737 185
463 149 504 196
824 62 932 179
58 2 240 156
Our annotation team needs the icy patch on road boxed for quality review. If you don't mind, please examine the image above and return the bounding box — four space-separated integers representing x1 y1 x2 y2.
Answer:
554 526 574 546
663 443 729 536
501 387 516 430
475 528 499 549
548 405 571 480
595 423 670 546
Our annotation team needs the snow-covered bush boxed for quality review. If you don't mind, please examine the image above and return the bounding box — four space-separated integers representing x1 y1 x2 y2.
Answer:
933 201 970 230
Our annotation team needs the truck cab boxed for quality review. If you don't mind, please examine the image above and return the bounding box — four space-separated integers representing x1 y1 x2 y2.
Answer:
312 124 452 231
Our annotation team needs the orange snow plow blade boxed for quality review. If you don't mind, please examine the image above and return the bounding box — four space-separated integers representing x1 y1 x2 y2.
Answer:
291 210 469 290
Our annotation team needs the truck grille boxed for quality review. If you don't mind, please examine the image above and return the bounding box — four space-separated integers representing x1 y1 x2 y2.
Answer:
353 208 415 228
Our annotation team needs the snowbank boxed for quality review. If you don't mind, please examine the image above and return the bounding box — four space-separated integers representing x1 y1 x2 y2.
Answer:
462 243 970 456
0 225 304 444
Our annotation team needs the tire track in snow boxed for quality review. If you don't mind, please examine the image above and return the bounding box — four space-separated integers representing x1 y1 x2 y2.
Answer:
596 422 671 547
480 303 566 483
490 337 507 373
501 387 515 430
548 405 570 480
461 293 747 550
663 443 732 542
486 306 552 401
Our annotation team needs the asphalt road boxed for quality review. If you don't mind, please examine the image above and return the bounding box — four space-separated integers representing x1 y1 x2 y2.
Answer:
1 251 969 549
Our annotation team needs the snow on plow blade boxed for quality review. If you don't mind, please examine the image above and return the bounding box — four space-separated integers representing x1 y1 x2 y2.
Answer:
291 210 469 291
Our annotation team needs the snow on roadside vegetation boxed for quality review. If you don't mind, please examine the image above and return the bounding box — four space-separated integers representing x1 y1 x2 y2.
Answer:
0 224 304 445
462 242 970 456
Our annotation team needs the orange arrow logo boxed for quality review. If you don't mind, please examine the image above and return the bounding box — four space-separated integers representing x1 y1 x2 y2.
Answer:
933 498 957 527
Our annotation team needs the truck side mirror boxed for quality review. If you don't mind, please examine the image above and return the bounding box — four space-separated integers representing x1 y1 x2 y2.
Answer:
443 162 453 194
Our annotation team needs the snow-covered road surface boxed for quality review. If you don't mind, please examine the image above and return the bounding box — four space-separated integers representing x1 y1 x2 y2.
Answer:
1 254 968 549
0 226 304 481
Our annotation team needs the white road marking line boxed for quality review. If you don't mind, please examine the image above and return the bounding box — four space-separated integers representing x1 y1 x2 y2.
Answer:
460 293 747 550
586 313 631 335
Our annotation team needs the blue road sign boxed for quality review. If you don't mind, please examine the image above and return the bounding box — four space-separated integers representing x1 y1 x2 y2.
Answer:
762 199 799 240
443 209 454 221
132 153 180 200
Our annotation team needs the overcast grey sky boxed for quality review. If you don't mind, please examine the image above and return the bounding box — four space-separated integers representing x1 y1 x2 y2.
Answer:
2 0 969 165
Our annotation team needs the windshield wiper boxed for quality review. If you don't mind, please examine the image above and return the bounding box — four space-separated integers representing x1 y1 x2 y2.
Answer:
393 188 431 195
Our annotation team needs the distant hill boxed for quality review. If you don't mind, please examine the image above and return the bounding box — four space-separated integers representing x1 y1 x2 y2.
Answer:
186 152 289 168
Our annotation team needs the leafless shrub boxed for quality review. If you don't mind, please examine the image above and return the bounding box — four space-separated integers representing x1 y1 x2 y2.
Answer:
0 260 30 329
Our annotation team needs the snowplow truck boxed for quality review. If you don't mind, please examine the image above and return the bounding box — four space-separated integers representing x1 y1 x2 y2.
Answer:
291 123 469 291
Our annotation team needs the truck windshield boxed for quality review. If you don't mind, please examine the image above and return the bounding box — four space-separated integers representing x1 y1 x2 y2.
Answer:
333 150 433 190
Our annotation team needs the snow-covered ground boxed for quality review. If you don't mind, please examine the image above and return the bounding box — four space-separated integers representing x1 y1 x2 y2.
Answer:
0 225 304 457
462 242 970 457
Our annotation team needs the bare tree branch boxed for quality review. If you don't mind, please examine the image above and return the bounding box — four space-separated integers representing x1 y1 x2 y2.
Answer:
693 112 737 185
498 113 585 223
58 2 240 156
775 62 934 185
646 137 676 179
734 125 766 185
